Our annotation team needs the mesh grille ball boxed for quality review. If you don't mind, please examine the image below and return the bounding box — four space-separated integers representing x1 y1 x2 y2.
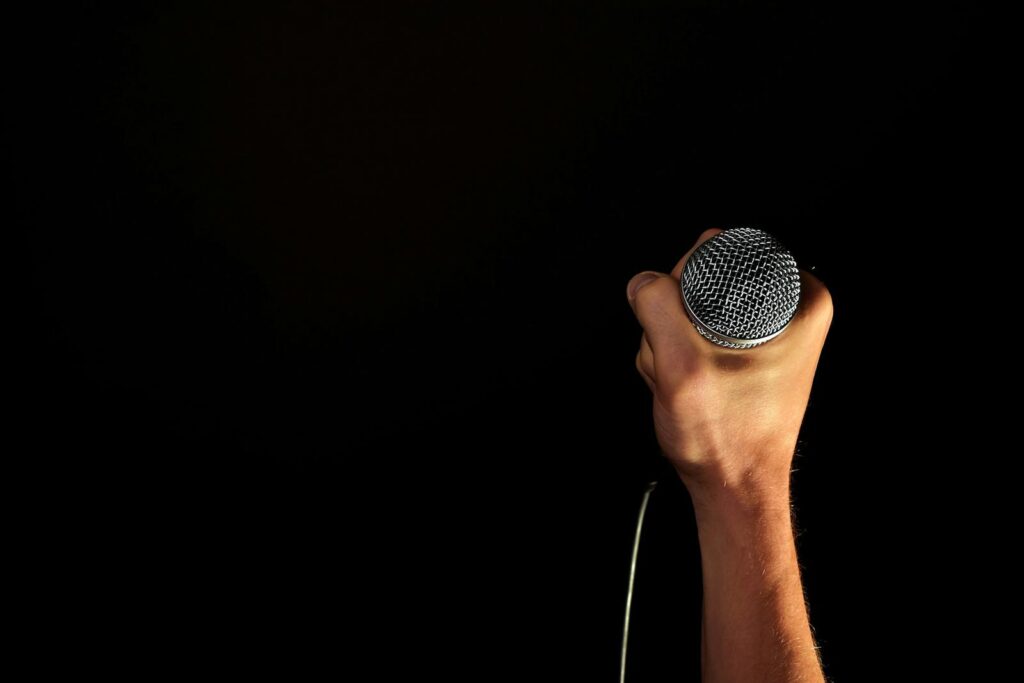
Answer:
680 227 801 349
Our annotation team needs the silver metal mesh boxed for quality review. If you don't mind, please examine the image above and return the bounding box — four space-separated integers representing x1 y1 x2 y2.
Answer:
681 227 801 349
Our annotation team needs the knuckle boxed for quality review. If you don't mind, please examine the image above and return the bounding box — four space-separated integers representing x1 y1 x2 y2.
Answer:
636 344 659 377
810 283 834 324
820 288 834 319
800 271 833 326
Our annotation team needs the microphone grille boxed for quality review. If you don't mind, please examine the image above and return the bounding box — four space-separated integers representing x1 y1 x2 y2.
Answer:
681 227 801 349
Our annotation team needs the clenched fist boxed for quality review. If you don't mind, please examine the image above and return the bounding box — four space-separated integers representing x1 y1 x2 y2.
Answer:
627 228 833 509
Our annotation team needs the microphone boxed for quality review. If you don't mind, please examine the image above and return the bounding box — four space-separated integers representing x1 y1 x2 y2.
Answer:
681 227 801 349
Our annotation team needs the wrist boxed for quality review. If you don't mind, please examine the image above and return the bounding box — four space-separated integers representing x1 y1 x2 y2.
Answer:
683 467 798 589
676 463 793 526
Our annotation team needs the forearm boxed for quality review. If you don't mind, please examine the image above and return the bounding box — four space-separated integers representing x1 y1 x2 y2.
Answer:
689 475 824 683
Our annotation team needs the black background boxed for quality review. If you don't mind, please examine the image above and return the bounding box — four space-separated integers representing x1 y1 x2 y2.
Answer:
21 2 1000 680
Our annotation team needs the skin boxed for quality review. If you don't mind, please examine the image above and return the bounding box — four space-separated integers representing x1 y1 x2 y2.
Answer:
626 228 832 683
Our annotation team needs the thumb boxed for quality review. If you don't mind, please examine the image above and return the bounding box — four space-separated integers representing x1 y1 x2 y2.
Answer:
626 271 692 355
625 271 663 311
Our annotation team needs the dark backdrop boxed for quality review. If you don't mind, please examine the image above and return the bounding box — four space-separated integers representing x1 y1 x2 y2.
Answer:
21 2 997 680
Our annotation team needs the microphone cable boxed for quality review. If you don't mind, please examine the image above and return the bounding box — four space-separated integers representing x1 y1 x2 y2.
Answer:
620 479 659 683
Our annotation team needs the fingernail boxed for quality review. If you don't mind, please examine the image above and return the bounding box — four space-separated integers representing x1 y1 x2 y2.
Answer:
627 271 661 302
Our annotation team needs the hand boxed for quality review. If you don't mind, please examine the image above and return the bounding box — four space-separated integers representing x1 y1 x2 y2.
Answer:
627 229 833 509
